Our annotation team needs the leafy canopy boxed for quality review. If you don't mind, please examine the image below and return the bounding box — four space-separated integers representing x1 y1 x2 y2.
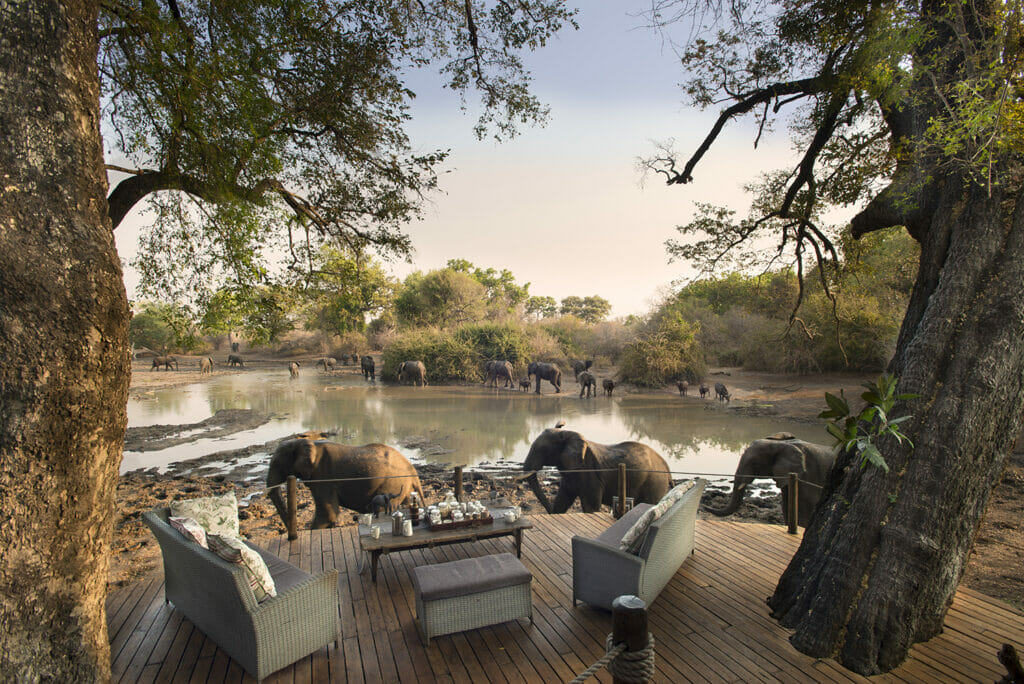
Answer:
100 0 576 301
649 0 1023 304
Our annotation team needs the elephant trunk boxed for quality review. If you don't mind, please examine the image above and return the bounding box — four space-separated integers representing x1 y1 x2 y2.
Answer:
267 469 291 529
706 480 749 517
525 471 553 514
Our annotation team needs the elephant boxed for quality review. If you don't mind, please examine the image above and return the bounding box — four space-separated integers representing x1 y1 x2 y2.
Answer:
677 380 689 396
199 357 214 374
397 360 428 386
706 435 836 528
484 359 514 388
227 354 245 367
519 378 531 392
715 382 730 401
351 353 360 365
267 438 425 531
522 425 673 514
151 355 178 371
231 342 240 353
315 357 337 371
570 359 593 380
578 370 597 398
361 355 375 380
699 383 709 399
289 361 300 378
527 361 561 394
602 379 615 396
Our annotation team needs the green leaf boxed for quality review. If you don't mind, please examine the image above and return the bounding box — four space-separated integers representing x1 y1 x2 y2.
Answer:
824 391 850 416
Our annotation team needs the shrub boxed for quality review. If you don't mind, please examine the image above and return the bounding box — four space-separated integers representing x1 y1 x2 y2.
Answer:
453 324 532 367
334 331 369 358
381 329 479 382
540 315 594 358
617 315 705 387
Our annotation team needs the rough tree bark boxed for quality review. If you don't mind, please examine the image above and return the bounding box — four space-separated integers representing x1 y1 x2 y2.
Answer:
0 0 129 679
768 179 1024 674
766 3 1024 672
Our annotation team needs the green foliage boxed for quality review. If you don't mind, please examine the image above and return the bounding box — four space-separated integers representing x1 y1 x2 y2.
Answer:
381 329 478 382
617 313 705 387
102 0 576 297
393 269 487 329
199 286 296 347
130 302 199 352
297 246 397 335
819 374 919 472
559 295 612 323
526 295 558 319
540 316 593 358
446 259 530 316
453 324 532 369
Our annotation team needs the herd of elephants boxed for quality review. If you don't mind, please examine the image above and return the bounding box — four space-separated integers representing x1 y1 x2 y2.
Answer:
143 351 836 532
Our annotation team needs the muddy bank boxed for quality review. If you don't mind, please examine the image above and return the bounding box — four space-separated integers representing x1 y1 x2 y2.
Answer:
124 409 273 452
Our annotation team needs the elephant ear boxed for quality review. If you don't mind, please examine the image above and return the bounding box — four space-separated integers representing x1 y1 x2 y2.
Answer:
293 439 320 479
562 432 590 470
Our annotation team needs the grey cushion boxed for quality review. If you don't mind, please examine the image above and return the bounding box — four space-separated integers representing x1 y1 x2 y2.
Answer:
412 552 532 602
251 544 312 594
594 503 653 548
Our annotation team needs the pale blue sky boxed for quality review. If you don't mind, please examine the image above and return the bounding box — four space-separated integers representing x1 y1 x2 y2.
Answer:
115 2 792 317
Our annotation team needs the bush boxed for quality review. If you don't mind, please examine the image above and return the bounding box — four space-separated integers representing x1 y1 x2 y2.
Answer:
334 331 369 358
381 329 479 382
617 315 705 387
539 316 594 358
454 324 532 365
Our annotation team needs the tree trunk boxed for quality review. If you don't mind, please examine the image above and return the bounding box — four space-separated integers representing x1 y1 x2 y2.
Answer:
768 178 1024 674
0 0 129 680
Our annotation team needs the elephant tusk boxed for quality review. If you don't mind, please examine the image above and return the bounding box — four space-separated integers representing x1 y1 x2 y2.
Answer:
515 470 539 482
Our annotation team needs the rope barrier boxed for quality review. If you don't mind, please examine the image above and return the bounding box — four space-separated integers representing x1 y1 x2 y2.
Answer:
568 634 656 683
262 467 824 493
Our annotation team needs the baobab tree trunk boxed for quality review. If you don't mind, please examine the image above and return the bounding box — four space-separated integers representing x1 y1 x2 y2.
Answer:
768 178 1024 674
0 0 129 680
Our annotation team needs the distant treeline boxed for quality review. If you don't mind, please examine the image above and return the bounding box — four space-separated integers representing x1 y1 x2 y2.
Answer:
131 228 917 384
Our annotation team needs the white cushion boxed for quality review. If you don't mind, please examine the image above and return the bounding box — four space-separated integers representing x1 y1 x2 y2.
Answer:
618 480 696 553
170 492 239 538
208 534 278 602
169 516 208 548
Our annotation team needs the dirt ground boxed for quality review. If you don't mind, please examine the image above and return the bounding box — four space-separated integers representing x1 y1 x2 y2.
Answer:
114 358 1024 611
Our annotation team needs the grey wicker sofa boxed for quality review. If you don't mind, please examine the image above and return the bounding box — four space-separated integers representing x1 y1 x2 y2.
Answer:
143 508 340 680
571 479 705 610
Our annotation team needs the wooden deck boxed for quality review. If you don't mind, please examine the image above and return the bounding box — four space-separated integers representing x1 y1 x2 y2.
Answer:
107 514 1023 683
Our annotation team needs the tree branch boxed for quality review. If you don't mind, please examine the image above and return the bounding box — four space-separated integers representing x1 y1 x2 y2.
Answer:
666 74 839 185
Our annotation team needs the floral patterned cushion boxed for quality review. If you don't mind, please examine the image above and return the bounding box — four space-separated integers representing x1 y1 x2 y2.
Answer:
207 534 277 602
618 480 696 554
169 516 208 548
169 492 239 538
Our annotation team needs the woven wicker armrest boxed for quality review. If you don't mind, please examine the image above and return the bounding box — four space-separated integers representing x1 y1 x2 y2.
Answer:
571 535 643 608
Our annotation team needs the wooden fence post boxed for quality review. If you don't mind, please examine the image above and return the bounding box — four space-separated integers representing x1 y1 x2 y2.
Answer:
454 465 464 502
787 472 799 535
286 475 298 541
611 595 650 684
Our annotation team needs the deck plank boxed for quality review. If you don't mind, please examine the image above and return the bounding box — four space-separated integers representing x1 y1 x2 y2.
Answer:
110 515 1024 683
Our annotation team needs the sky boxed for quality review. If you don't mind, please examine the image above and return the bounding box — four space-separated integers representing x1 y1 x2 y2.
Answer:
114 2 793 318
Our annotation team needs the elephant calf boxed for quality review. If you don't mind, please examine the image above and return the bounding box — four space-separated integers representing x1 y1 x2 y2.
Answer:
578 371 597 398
602 379 615 396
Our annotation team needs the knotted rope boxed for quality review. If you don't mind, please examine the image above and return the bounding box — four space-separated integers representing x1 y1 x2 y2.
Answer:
569 634 655 683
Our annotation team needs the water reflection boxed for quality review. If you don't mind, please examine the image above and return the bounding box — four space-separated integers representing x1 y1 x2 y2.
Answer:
124 372 827 476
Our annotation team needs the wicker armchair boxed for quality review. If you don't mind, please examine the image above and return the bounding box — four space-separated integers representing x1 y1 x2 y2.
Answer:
571 479 705 610
143 508 340 680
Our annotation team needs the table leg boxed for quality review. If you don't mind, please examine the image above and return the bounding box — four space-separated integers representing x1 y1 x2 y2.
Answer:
371 551 381 584
514 529 524 557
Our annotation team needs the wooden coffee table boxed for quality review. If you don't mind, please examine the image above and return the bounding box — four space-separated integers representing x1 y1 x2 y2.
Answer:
357 500 533 583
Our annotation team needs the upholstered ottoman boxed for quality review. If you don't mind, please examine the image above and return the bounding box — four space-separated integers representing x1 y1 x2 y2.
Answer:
411 552 533 645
